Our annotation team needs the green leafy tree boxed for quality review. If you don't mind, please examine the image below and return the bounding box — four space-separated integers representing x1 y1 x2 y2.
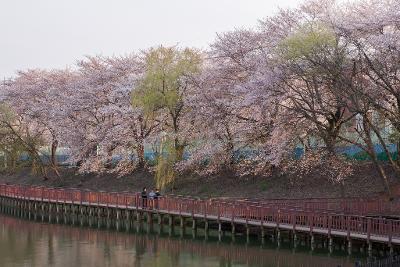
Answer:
132 45 202 189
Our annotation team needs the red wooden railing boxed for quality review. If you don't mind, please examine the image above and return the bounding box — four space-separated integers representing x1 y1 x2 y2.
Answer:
2 184 399 215
228 198 400 216
0 184 399 243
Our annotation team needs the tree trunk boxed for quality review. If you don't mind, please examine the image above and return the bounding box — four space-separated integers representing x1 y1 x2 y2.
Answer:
51 140 58 167
137 140 145 168
370 124 400 179
324 108 343 155
174 142 185 162
374 161 392 200
226 140 235 167
325 138 336 155
363 120 393 199
50 140 61 178
397 138 400 167
172 115 185 162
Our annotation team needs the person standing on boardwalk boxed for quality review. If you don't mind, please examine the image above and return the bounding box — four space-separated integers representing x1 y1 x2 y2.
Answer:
148 189 156 209
154 188 161 209
141 187 147 208
155 189 161 199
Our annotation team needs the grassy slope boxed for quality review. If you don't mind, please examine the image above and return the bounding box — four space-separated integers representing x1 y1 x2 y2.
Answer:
0 162 398 199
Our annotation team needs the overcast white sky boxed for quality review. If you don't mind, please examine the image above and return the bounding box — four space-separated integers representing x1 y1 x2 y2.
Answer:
1 0 303 77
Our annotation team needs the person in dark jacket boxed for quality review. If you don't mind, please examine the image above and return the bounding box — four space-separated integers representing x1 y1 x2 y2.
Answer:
141 187 147 208
154 188 161 209
155 189 161 199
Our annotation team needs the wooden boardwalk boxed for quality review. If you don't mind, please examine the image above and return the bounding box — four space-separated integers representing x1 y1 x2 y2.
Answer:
0 184 399 252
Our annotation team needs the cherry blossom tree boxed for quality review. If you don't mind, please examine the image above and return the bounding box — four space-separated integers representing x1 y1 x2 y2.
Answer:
1 69 80 177
325 0 400 196
61 55 150 174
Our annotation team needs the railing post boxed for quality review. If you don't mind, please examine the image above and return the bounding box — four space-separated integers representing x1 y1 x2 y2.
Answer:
346 215 350 240
276 209 280 229
261 206 264 227
231 203 235 224
367 217 371 242
328 214 332 237
292 212 296 232
191 199 195 217
204 200 207 220
309 212 314 234
246 206 249 224
106 193 109 208
215 203 219 221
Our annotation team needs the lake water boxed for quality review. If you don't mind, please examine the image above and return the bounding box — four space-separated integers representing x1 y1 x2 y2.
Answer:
0 213 364 267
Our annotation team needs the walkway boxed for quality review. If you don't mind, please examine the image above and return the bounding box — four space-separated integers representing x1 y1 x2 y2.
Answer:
0 184 399 247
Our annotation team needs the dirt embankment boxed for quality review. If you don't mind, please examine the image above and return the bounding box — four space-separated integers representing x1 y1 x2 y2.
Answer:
0 163 398 200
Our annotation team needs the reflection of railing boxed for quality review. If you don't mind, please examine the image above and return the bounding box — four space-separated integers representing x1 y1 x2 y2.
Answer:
1 184 400 245
361 255 400 267
0 215 356 267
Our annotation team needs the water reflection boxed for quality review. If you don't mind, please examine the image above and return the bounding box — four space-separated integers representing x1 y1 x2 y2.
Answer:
0 214 359 267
